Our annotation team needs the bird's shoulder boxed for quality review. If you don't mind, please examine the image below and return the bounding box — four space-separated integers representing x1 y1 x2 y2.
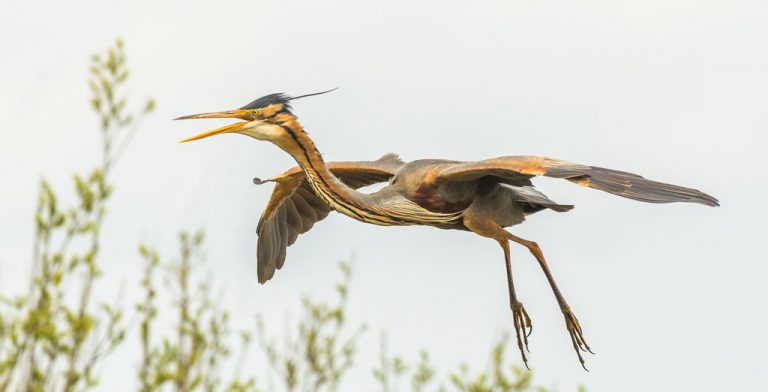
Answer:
391 159 463 182
387 159 474 213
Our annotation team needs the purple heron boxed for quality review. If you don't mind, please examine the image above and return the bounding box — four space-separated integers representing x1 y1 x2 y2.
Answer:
176 90 718 369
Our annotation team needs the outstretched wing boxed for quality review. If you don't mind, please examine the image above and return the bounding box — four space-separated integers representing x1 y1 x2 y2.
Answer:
435 156 719 207
255 153 404 283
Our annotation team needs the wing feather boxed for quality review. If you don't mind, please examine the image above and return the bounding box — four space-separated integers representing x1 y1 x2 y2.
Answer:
436 156 718 207
255 154 404 283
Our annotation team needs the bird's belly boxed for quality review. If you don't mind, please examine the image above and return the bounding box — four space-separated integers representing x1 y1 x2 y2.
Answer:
333 196 464 228
464 191 527 228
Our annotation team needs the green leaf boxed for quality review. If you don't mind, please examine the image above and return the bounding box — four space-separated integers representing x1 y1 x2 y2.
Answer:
144 98 156 113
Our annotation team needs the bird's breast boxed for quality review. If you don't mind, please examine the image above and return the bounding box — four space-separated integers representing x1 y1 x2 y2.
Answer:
409 182 473 214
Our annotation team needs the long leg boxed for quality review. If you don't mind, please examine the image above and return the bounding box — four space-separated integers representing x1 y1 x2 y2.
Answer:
506 232 594 370
463 214 532 368
499 239 533 368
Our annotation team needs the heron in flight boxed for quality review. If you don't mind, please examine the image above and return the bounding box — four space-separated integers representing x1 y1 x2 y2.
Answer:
176 90 718 369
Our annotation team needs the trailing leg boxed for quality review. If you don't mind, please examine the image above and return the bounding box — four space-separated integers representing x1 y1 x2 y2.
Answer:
499 239 533 368
464 214 532 368
506 233 593 370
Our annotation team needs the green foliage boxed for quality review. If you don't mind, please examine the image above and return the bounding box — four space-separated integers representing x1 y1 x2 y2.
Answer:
257 261 366 392
88 38 155 171
372 332 576 392
0 39 152 392
446 336 544 392
371 335 417 392
136 232 259 392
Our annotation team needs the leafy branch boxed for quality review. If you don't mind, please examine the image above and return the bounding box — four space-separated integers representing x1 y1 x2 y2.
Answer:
136 232 259 392
257 261 366 392
0 39 153 392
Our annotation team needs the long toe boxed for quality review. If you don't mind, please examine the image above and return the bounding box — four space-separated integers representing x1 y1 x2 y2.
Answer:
562 307 593 370
511 302 533 369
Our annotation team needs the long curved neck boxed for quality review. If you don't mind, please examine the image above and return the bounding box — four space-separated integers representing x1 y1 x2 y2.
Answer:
271 114 396 225
269 114 462 227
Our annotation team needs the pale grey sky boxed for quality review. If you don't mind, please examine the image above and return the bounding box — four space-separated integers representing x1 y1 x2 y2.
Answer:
1 0 767 390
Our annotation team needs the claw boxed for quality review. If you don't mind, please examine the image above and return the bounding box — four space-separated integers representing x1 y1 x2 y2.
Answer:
511 302 533 368
522 307 533 338
562 306 594 371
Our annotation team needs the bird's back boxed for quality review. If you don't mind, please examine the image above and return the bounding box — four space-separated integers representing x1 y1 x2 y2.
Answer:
385 159 570 228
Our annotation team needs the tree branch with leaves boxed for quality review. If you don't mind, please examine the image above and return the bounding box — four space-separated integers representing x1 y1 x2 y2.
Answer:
0 39 154 392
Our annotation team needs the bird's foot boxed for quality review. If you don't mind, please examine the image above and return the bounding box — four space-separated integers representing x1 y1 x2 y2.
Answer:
253 177 271 185
511 301 533 369
562 306 593 371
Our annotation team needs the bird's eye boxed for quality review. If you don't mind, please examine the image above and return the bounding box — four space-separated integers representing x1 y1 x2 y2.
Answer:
251 109 261 117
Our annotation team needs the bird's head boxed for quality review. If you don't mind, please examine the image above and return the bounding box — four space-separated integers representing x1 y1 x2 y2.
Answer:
175 89 336 143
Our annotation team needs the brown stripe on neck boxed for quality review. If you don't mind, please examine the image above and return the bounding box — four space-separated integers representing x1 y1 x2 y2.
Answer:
272 114 401 225
273 114 335 190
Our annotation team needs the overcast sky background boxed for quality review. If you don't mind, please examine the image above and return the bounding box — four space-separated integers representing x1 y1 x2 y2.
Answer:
1 0 767 390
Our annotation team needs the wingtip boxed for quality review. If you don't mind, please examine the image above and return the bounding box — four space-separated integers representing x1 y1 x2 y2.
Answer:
257 265 276 284
693 193 720 207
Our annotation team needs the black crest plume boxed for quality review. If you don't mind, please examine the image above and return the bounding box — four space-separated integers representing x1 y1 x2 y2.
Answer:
240 88 338 112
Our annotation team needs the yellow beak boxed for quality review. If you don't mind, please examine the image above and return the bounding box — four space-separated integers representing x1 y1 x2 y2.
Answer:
175 109 252 143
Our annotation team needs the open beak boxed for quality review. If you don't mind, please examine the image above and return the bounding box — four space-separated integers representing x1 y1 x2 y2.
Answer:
175 109 252 143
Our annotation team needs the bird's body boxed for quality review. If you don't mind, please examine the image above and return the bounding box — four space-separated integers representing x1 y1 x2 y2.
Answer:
177 90 718 370
258 156 576 232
